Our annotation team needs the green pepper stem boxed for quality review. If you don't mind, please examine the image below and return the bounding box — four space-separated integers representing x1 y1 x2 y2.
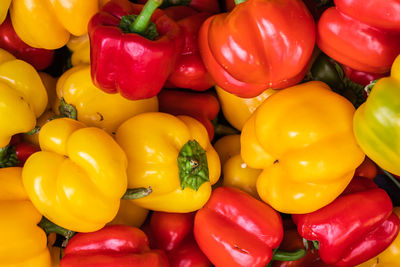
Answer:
0 145 19 168
272 248 307 262
59 98 77 120
38 217 75 240
131 0 162 34
122 186 152 200
234 0 246 5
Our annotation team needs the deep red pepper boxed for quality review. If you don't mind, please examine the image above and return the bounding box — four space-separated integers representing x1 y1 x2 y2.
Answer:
60 224 169 267
341 64 389 87
88 0 184 100
158 89 220 140
163 6 214 91
354 157 378 180
198 0 315 98
146 211 212 267
0 135 39 168
317 0 400 74
293 188 400 267
0 15 54 70
194 186 283 267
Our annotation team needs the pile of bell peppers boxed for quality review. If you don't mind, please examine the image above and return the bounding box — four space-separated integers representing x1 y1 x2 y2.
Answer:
0 0 400 266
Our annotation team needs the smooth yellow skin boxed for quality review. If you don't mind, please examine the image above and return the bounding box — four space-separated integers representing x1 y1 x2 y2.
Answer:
214 134 261 198
0 0 11 24
241 81 365 214
10 0 99 49
39 72 57 110
0 49 47 148
109 200 149 228
22 118 128 232
23 110 55 146
0 167 51 267
116 112 221 212
216 86 276 131
67 34 91 66
54 65 158 134
357 207 400 267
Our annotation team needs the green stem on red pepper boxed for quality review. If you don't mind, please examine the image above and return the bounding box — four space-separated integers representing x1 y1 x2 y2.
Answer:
119 0 162 40
234 0 246 5
177 140 209 191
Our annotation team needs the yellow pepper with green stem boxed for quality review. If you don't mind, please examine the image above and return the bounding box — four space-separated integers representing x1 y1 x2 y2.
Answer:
53 64 158 134
0 48 47 148
22 118 128 232
115 112 221 212
241 81 365 214
0 167 51 266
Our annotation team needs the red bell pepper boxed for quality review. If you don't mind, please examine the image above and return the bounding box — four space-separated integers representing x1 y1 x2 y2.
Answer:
341 64 389 87
158 89 220 140
317 0 400 74
198 0 315 98
163 6 214 91
146 211 212 267
88 0 184 100
293 188 400 267
194 186 284 267
0 16 54 70
137 0 221 14
354 157 378 180
60 224 169 267
0 135 40 168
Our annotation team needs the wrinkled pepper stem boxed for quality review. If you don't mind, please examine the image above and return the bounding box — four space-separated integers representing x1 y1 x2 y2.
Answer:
38 217 75 241
59 98 77 120
234 0 246 5
177 140 209 191
0 145 18 168
122 186 153 200
119 0 162 40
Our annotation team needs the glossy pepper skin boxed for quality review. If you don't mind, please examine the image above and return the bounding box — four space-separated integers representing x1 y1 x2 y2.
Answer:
215 85 275 131
146 211 211 267
293 189 400 266
158 89 219 140
115 112 221 212
194 186 283 267
67 34 91 67
0 16 54 70
22 118 128 232
0 48 48 148
109 200 149 228
54 64 158 134
0 0 10 24
163 6 214 91
0 167 51 266
317 0 400 74
60 225 169 267
241 81 365 214
357 207 400 267
88 0 184 100
9 0 99 49
199 0 315 98
353 55 400 176
213 134 261 199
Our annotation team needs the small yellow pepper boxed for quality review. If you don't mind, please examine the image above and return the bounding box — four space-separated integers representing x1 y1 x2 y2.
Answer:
216 86 276 131
0 0 10 24
0 48 47 148
109 200 149 228
241 81 365 214
357 207 400 267
0 167 51 266
115 112 221 212
213 134 261 198
10 0 100 49
53 65 158 134
22 118 128 232
67 34 91 66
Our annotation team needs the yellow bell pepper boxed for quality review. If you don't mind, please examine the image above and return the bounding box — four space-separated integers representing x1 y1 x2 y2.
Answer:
53 65 158 134
115 112 221 212
241 81 365 214
0 167 51 267
356 207 400 267
0 48 47 148
0 0 11 24
9 0 100 49
22 117 128 232
216 86 276 131
109 200 149 228
213 134 261 199
67 34 91 66
39 72 57 111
